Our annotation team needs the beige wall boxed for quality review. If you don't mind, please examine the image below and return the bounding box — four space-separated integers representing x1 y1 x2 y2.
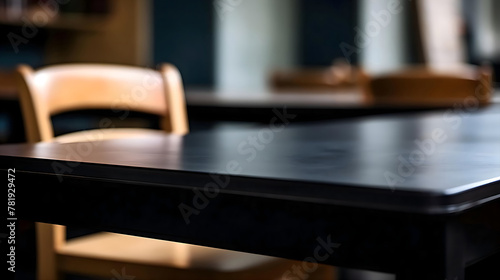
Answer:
45 0 151 66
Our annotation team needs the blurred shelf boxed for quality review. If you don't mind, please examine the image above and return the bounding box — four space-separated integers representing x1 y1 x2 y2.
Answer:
0 0 148 68
0 11 110 31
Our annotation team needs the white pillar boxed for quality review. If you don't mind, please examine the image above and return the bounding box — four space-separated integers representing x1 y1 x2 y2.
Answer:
473 0 498 59
417 0 465 68
214 0 298 92
358 0 407 74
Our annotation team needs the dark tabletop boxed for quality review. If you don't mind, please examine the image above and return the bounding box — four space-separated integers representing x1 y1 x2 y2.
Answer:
1 105 500 215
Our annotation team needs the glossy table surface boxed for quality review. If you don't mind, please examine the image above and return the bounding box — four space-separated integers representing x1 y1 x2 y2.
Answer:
1 105 500 215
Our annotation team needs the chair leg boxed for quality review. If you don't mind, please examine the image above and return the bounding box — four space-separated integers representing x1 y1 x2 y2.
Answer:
36 223 65 280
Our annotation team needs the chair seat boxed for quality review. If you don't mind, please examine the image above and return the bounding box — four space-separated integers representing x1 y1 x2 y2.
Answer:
53 128 167 144
58 232 283 272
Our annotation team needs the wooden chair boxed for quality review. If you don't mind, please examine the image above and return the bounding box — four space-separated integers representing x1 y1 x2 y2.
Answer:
16 63 336 280
360 65 493 106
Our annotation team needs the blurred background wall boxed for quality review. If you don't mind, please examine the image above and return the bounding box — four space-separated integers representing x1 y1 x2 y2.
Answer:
358 0 408 73
0 0 499 89
153 0 214 86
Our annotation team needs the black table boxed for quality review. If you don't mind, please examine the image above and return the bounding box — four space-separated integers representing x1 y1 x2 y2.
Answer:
186 88 500 123
1 105 500 280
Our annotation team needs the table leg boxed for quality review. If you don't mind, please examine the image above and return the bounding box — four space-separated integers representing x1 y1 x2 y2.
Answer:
466 251 500 278
396 220 465 280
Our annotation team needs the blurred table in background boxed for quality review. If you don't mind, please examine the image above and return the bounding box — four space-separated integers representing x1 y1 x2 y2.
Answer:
186 88 500 124
1 86 499 144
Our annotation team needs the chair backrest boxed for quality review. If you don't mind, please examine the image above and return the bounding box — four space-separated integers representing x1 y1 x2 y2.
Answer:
17 63 189 142
360 65 493 106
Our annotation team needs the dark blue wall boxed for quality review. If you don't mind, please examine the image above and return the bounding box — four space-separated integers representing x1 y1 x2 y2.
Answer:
0 25 46 68
153 0 215 86
299 0 359 66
